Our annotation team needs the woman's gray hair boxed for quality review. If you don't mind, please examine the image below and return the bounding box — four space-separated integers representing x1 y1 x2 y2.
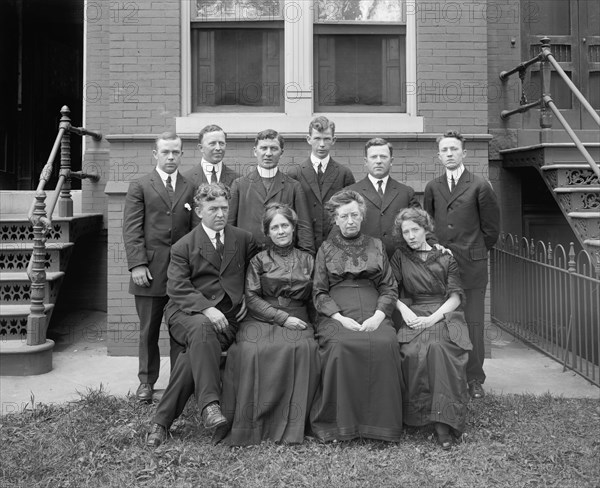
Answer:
393 207 435 238
325 189 367 221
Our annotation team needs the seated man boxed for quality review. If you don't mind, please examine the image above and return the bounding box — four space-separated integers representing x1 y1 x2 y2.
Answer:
147 183 258 448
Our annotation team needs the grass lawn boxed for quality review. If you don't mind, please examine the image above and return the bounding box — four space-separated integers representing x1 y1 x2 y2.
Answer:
1 388 599 488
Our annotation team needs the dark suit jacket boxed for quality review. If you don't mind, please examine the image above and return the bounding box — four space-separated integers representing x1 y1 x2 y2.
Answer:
164 224 258 322
123 170 195 297
228 169 315 255
424 169 500 289
346 176 420 257
287 157 355 250
181 162 240 190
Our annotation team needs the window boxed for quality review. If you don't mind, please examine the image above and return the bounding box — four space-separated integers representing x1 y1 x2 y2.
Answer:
180 0 421 134
314 1 406 112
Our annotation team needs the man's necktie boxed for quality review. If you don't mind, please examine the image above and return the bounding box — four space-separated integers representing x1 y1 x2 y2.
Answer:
166 175 174 203
317 162 324 187
215 231 224 259
450 176 456 193
377 180 384 198
210 166 218 184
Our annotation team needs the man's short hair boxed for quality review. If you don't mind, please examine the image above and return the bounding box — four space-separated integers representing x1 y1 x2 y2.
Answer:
194 183 230 210
309 116 335 137
436 130 466 150
155 131 182 150
255 129 285 150
364 137 393 157
198 124 226 144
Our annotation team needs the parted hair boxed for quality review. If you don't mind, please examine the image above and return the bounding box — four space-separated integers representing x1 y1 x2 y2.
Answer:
325 189 366 221
262 202 298 236
255 129 285 149
198 124 226 144
194 183 230 210
155 131 182 150
436 130 466 149
364 137 393 157
393 207 435 238
309 116 335 136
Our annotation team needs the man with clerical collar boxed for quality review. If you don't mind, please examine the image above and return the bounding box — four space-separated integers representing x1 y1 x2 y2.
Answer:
424 130 500 401
288 116 355 251
182 124 240 190
228 129 314 255
346 137 420 257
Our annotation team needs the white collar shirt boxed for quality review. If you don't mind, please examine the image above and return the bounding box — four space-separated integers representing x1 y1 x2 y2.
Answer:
368 174 390 194
310 154 331 173
155 167 178 191
446 164 465 191
201 159 222 183
201 223 224 250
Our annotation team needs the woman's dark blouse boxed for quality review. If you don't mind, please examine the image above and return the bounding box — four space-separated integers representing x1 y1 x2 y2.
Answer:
313 230 398 318
245 246 314 326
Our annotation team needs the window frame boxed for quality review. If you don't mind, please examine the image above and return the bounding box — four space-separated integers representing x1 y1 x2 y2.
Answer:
179 0 422 134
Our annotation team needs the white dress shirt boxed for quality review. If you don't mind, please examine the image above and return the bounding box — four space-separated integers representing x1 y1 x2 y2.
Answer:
155 166 178 190
368 174 390 194
446 164 465 191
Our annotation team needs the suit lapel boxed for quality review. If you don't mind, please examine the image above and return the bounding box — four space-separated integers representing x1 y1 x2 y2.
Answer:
447 170 471 205
301 161 322 202
221 225 238 272
265 170 285 202
381 177 400 212
320 159 340 199
172 173 189 207
150 170 172 208
221 164 237 187
358 177 382 209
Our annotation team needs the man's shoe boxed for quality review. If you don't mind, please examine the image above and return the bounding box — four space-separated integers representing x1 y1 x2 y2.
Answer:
434 422 455 451
201 402 227 430
147 423 167 448
136 383 154 403
469 380 485 399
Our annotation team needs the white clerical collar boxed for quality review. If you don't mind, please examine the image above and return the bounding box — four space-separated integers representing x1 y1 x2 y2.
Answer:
367 174 390 192
446 164 465 184
155 166 178 189
256 166 279 178
310 154 330 172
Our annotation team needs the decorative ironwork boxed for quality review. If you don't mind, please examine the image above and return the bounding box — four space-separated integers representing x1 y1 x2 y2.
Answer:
1 283 31 302
0 317 28 337
566 169 599 186
0 251 51 271
1 224 35 241
491 233 600 386
582 193 600 210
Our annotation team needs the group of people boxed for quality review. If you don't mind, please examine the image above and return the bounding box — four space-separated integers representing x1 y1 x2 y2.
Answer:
122 117 500 451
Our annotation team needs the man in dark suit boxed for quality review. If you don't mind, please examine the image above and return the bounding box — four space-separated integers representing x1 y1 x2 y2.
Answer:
123 132 195 402
147 183 258 448
424 130 500 400
346 138 420 257
228 129 314 254
182 124 240 189
288 116 355 251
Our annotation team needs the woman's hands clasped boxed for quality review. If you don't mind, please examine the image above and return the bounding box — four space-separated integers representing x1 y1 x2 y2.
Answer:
332 311 384 332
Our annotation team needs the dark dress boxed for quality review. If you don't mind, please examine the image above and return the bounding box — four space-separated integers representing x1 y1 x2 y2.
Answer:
217 246 320 445
310 229 404 442
390 245 472 434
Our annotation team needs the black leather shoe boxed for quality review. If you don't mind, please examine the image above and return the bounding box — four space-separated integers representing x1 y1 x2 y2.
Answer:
434 423 454 451
147 423 167 448
136 383 154 403
201 402 227 430
469 380 485 399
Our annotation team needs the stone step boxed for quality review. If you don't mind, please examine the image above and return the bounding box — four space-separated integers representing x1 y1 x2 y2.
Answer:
0 214 103 243
0 242 74 272
0 303 55 340
0 271 65 305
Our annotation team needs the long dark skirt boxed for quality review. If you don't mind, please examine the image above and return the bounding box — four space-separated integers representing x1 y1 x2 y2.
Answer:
217 305 320 445
398 306 471 434
310 283 404 442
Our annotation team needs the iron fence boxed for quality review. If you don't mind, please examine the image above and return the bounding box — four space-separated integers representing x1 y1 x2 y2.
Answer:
491 234 600 386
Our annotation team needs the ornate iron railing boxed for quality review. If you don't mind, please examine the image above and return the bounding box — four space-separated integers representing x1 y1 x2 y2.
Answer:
491 234 600 386
499 36 600 179
25 106 102 346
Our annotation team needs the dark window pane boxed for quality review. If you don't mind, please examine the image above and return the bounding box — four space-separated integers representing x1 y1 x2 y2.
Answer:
315 34 405 112
523 0 570 36
589 73 600 109
192 28 283 111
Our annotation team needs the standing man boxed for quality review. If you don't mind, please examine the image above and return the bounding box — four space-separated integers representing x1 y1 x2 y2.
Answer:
288 116 355 251
424 130 500 400
182 124 240 189
123 132 195 402
228 129 314 254
147 183 258 448
346 137 420 257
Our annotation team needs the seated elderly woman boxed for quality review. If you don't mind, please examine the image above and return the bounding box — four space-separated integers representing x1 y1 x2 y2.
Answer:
215 203 320 445
390 207 472 450
310 190 403 442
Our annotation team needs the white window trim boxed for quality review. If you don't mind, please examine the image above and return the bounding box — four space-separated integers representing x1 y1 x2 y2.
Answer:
179 0 422 135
